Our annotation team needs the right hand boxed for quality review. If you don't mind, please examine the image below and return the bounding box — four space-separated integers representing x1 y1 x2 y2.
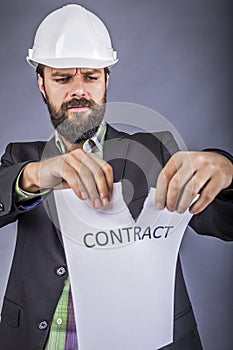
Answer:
20 149 113 209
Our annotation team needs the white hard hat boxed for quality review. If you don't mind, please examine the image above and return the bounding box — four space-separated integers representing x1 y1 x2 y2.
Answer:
27 4 118 69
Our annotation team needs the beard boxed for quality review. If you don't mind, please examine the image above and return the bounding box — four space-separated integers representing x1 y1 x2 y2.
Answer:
45 92 106 144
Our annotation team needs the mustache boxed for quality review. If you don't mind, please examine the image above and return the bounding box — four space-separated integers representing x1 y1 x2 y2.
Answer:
62 98 93 111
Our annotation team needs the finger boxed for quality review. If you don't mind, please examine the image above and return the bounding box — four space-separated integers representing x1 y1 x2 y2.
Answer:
166 171 192 211
63 157 101 207
62 150 113 208
189 176 225 214
53 180 84 200
73 152 113 204
166 161 196 211
155 171 169 210
77 167 103 208
94 163 113 206
60 164 83 199
67 155 108 208
77 177 89 200
53 176 98 207
175 170 208 213
87 153 113 198
53 181 70 190
155 152 183 209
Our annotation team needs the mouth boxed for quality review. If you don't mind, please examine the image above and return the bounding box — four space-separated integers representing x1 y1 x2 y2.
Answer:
68 106 89 112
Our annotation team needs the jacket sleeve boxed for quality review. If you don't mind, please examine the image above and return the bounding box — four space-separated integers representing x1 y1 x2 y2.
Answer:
189 187 233 241
189 150 233 241
0 143 42 228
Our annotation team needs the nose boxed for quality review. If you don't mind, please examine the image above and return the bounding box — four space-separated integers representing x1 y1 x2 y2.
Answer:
69 76 87 98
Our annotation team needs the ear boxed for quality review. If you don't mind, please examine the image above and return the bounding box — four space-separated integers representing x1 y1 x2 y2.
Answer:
37 74 46 99
106 73 110 88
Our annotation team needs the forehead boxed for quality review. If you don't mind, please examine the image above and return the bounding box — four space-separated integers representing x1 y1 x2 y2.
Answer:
45 67 104 76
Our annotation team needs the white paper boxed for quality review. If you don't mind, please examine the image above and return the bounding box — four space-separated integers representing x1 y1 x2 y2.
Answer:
54 183 194 350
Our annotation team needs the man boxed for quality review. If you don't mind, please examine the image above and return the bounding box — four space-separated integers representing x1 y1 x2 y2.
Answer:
0 4 232 350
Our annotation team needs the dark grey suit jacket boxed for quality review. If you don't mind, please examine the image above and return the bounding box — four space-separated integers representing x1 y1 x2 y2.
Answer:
0 125 232 349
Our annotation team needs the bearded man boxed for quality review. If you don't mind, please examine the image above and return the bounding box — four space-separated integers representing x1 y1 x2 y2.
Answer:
0 4 232 350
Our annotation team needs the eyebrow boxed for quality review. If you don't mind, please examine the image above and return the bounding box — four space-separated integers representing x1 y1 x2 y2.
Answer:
51 69 102 77
82 69 102 75
51 71 74 77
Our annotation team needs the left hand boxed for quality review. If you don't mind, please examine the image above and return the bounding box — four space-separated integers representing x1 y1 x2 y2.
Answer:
155 151 233 214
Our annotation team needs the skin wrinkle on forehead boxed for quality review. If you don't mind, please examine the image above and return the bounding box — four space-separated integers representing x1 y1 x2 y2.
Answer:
50 68 103 77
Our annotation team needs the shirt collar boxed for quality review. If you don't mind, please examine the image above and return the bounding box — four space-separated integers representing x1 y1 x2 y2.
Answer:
55 121 107 155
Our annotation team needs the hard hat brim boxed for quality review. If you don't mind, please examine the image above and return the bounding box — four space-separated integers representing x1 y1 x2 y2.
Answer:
27 56 118 69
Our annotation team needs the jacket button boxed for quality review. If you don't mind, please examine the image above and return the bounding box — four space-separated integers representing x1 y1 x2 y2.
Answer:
0 202 4 213
56 266 66 276
38 320 48 330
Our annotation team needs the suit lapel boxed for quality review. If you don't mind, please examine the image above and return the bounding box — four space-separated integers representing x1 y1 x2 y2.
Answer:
104 124 130 182
104 125 146 219
39 136 64 246
41 136 60 159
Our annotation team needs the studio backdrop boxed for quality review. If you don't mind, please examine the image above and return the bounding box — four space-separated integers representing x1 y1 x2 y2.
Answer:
0 1 232 349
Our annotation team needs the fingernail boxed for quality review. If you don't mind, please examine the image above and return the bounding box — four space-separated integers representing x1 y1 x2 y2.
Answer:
81 192 88 200
94 198 102 209
102 197 110 207
167 207 175 212
156 202 164 210
189 208 196 214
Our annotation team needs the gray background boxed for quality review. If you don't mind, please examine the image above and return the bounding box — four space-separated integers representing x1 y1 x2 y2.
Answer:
0 0 232 349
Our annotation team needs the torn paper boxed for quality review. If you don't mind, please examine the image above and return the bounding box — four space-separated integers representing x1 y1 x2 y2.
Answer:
54 182 194 350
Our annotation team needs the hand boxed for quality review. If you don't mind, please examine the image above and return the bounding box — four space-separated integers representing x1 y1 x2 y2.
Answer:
155 151 233 214
20 149 113 209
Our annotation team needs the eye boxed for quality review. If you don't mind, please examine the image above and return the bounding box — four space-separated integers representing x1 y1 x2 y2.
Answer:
55 76 71 84
85 75 98 81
